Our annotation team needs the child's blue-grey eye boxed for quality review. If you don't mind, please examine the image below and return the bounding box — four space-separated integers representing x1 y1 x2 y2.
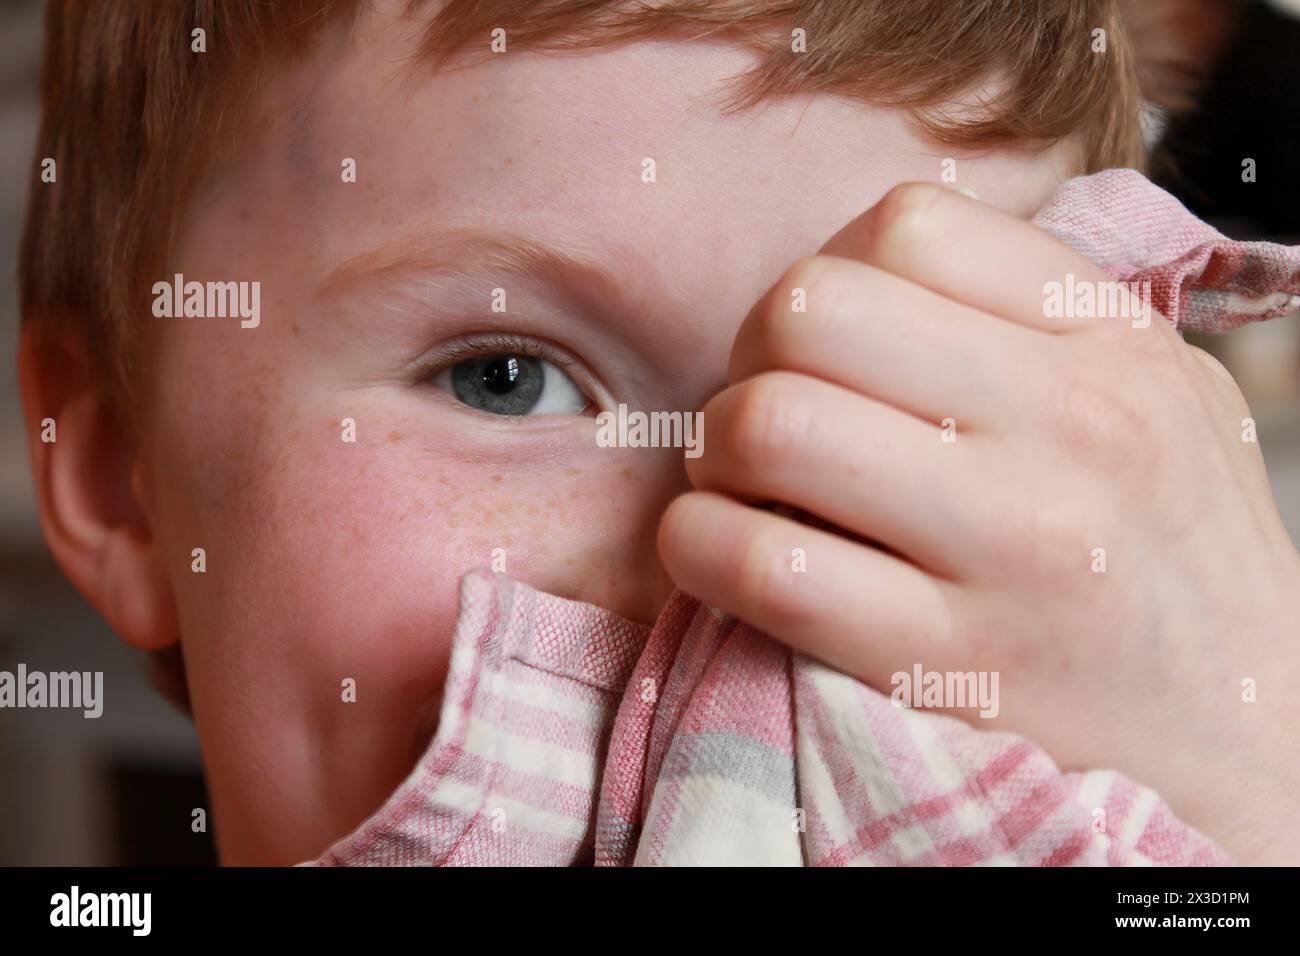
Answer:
431 353 588 416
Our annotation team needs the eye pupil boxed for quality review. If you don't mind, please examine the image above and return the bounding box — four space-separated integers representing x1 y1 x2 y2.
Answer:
482 356 520 394
449 353 547 415
436 345 587 418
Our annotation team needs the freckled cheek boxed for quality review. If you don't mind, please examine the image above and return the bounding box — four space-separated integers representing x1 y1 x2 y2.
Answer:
443 455 684 625
197 448 572 689
250 444 679 648
172 419 682 741
245 462 499 687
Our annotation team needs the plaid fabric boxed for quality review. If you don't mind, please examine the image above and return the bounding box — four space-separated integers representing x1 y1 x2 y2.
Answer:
1034 168 1300 332
310 169 1300 867
310 572 650 865
595 594 1231 866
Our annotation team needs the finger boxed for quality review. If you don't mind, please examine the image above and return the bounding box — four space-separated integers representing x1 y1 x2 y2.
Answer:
658 490 952 685
728 253 1047 426
690 371 981 577
820 182 1125 334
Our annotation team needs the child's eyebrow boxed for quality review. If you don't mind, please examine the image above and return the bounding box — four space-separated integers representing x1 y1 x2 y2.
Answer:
316 226 641 318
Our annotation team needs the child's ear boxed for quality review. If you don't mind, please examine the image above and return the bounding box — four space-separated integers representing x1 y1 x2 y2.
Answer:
1120 0 1244 112
18 323 179 652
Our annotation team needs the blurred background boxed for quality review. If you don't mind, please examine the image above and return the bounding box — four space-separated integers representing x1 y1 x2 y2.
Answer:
1 0 1299 865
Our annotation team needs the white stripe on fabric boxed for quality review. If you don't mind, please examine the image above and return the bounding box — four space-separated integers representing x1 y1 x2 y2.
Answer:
493 671 611 729
797 717 856 851
644 776 802 866
808 665 909 817
479 792 589 842
462 716 598 789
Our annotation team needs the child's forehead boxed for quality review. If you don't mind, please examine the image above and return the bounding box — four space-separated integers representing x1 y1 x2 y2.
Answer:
193 13 1068 335
230 28 910 293
305 24 814 170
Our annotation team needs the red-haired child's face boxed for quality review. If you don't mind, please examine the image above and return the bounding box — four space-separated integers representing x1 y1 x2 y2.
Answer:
137 8 1073 863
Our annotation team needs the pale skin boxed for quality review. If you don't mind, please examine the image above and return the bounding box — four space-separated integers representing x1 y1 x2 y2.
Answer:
659 188 1300 865
19 5 1300 864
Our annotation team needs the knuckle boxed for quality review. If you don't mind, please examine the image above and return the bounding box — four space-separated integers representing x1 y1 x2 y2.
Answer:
1051 373 1155 466
867 182 943 260
759 257 840 352
719 375 808 470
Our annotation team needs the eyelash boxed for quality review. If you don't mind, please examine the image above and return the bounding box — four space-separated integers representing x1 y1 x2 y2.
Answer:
413 332 598 410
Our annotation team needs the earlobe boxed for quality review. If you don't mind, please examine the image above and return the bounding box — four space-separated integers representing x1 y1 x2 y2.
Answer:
99 528 179 652
18 324 179 652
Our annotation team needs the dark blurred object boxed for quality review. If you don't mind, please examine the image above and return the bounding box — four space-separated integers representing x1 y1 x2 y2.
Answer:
1150 1 1300 412
1122 0 1245 115
1155 0 1300 237
108 760 218 866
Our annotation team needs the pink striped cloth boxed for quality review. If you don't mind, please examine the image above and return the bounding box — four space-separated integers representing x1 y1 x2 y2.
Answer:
308 169 1299 867
1035 168 1300 330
